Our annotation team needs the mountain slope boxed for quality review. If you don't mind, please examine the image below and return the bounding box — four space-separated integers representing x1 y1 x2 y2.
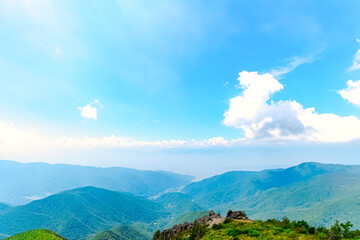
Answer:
240 173 360 227
0 187 169 240
182 162 360 228
0 160 194 205
155 192 203 216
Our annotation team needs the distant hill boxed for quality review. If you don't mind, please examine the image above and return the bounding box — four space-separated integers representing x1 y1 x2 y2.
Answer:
5 229 65 240
0 187 169 240
182 162 360 228
0 160 194 205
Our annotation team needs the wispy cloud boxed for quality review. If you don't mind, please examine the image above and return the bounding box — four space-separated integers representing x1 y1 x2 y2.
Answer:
270 51 322 78
349 39 360 71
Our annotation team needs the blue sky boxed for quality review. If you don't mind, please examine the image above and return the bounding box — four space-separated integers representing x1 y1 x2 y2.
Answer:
1 0 360 177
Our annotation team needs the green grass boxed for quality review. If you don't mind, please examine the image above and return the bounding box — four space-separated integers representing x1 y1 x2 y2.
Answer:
5 229 66 240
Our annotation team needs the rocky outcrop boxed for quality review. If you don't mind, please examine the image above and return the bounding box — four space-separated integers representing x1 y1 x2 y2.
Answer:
153 210 250 240
226 209 248 220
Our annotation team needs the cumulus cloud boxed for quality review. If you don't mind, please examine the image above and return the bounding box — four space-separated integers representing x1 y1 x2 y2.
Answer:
339 80 360 106
224 71 360 143
78 100 102 120
349 39 360 71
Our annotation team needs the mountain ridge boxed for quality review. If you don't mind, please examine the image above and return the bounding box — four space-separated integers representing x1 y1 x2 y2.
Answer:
0 160 194 205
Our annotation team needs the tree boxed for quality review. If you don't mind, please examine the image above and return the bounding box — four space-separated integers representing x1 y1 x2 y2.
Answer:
340 221 353 238
153 230 161 240
329 221 343 240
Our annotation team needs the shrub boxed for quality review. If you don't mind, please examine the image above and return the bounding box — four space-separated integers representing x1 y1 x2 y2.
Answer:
189 220 207 240
248 229 260 237
223 218 233 224
212 223 223 230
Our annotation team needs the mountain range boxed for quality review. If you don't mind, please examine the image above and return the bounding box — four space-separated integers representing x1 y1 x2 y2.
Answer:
1 161 360 239
0 160 193 205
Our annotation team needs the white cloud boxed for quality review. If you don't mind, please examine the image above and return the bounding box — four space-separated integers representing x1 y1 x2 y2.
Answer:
349 39 360 71
338 80 360 106
78 100 100 120
224 71 360 143
24 193 51 201
59 135 243 148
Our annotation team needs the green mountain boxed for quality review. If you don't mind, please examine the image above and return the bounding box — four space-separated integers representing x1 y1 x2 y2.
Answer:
0 160 194 205
182 162 360 228
237 173 360 227
0 187 169 240
5 229 66 240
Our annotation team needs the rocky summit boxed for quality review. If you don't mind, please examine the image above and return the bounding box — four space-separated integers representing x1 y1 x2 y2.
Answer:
153 210 249 240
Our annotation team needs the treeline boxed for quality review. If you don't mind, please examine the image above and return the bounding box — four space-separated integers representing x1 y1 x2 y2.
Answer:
264 217 359 239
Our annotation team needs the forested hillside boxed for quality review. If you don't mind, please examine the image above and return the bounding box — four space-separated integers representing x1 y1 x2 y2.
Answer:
0 187 168 240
